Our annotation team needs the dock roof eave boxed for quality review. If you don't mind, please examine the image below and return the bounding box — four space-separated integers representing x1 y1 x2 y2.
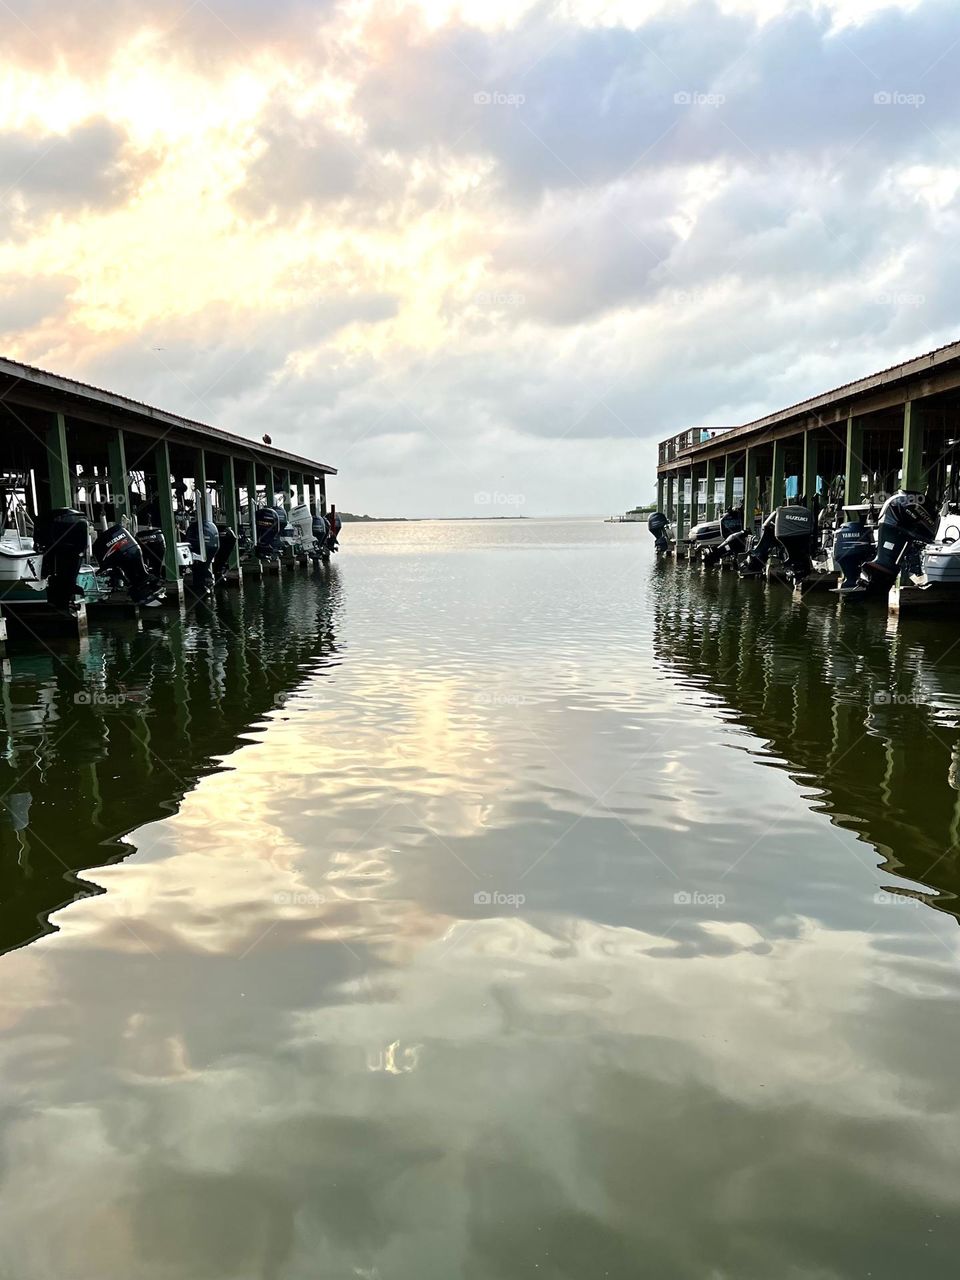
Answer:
0 355 337 476
656 337 960 475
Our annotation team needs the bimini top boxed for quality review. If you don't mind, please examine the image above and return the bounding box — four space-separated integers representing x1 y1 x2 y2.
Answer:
0 355 337 476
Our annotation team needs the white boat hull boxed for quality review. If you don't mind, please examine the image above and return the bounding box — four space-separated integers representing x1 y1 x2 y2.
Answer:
0 535 41 585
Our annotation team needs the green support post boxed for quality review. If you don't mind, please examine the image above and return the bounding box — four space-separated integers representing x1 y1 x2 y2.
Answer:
46 412 72 509
246 461 258 545
221 456 242 579
665 475 675 522
279 469 291 516
266 466 276 510
107 429 129 523
723 454 736 512
744 448 758 532
194 449 209 561
152 440 180 583
802 429 818 507
319 475 327 516
771 439 786 508
902 401 925 492
844 415 864 505
705 459 717 520
657 476 665 513
675 475 685 543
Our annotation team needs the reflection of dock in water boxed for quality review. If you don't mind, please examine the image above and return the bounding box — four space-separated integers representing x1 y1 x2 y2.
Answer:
652 565 960 923
0 572 342 958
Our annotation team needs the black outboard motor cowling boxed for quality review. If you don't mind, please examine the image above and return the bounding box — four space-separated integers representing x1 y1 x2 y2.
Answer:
188 518 220 593
719 508 744 539
853 491 939 595
704 527 749 568
93 525 164 605
833 520 875 589
212 526 238 583
255 506 283 560
647 511 672 554
135 527 167 578
773 505 816 583
32 508 89 611
739 511 777 577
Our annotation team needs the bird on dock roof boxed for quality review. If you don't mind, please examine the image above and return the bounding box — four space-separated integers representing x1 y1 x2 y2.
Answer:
262 433 272 445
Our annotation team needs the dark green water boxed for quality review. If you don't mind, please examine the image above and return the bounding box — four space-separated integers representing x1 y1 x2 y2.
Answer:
1 518 959 1278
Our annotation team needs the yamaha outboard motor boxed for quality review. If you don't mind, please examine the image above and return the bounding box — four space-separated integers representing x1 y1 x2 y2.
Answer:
135 527 167 579
647 511 673 555
188 517 220 594
32 508 89 611
212 526 238 584
843 491 939 597
773 505 816 584
255 506 283 560
93 525 165 605
832 519 875 590
738 511 778 577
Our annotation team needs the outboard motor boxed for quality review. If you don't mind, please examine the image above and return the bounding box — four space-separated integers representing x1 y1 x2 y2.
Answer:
701 507 745 568
832 518 876 590
312 512 329 561
93 525 165 605
32 508 89 612
212 526 238 585
843 491 939 597
135 527 167 579
773 505 816 584
187 517 220 594
255 506 284 560
647 511 673 555
738 511 778 577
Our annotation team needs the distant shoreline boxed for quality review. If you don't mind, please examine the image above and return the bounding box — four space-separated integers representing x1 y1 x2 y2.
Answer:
340 513 532 523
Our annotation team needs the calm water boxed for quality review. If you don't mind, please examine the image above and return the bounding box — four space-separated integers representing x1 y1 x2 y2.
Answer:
1 518 960 1278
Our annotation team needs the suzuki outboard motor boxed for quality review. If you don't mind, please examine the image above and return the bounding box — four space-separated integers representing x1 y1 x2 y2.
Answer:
188 517 220 594
135 527 167 578
32 508 89 611
647 511 673 555
845 491 939 597
93 525 165 605
738 511 778 577
773 505 816 584
212 526 238 584
832 519 875 590
255 506 283 560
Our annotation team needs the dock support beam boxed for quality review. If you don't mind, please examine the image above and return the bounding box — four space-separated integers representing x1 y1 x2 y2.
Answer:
675 472 687 545
844 415 864 505
744 448 758 532
107 428 130 524
152 440 181 588
724 454 736 512
657 477 665 513
705 459 717 520
802 429 818 507
771 439 786 509
665 475 675 522
244 461 262 579
221 456 242 583
46 412 72 508
902 401 925 492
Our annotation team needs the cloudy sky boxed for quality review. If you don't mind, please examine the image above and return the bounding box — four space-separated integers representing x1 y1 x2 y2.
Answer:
0 0 958 516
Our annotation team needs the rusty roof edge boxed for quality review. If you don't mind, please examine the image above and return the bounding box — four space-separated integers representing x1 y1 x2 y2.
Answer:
0 355 337 476
657 337 960 457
